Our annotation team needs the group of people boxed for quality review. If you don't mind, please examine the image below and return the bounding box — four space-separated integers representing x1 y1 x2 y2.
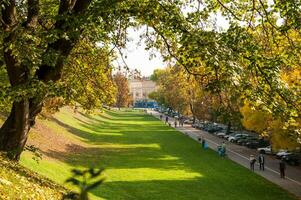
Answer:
160 114 184 127
249 154 286 178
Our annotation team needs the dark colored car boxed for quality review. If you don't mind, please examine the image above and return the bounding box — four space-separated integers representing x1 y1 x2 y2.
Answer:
207 126 223 133
283 153 301 166
246 139 270 149
238 137 258 146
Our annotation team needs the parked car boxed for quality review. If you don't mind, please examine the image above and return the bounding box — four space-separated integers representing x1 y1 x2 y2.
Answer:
206 125 223 133
276 150 291 159
228 133 249 143
283 153 301 166
237 136 258 146
246 139 269 149
184 118 194 124
223 133 236 139
257 145 273 154
216 132 227 138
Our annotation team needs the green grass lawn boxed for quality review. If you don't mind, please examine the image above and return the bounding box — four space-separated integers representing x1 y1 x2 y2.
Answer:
20 109 297 200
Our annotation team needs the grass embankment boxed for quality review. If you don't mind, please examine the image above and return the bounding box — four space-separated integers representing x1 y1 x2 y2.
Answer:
0 115 67 199
0 154 66 199
16 108 297 200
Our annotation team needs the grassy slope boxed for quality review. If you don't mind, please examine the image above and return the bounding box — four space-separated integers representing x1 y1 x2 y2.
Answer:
17 108 297 200
0 116 67 199
0 155 66 199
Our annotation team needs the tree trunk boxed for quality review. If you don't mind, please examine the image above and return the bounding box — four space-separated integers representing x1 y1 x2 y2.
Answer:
226 121 231 134
0 100 30 160
189 102 196 124
0 99 42 160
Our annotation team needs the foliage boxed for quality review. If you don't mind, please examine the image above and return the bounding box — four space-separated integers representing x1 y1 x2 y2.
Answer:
61 41 116 110
241 102 300 149
24 145 43 163
64 168 105 200
0 0 300 156
149 66 242 127
113 72 132 108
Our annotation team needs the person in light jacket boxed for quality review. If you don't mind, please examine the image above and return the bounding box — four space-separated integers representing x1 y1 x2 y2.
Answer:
250 155 256 172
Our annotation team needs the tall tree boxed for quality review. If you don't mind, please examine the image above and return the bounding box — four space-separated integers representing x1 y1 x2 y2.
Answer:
113 72 131 109
0 0 300 160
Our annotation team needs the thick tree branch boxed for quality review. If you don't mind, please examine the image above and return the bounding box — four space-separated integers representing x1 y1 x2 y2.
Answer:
25 0 39 28
1 0 17 31
73 0 92 13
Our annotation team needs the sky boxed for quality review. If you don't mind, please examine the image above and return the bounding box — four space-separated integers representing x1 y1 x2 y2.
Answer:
114 12 230 77
113 28 165 77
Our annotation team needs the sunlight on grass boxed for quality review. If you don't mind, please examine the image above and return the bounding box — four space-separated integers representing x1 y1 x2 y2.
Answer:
106 168 203 182
100 143 161 149
20 108 298 200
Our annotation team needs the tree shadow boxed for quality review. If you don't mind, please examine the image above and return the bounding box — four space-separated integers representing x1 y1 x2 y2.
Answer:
41 110 295 200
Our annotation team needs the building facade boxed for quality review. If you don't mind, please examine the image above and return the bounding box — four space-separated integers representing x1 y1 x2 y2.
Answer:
129 78 157 107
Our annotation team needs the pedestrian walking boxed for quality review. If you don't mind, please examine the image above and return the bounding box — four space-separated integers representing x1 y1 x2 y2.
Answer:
204 141 208 149
221 142 226 156
180 118 184 127
198 136 202 143
217 142 226 157
258 153 265 171
280 158 286 178
165 116 168 124
174 120 177 128
250 155 256 172
201 137 205 148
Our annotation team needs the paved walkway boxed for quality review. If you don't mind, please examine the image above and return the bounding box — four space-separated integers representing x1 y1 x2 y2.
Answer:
150 111 301 199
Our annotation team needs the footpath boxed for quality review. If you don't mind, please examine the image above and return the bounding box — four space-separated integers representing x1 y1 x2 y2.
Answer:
150 111 301 199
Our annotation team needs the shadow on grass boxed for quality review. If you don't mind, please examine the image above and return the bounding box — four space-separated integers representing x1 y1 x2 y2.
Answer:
43 110 296 200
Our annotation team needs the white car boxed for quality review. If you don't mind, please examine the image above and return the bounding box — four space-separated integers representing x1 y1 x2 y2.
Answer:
216 132 226 138
257 146 272 154
184 119 194 124
276 150 291 159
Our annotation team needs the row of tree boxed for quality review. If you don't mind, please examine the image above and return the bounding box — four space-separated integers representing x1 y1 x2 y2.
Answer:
0 0 300 159
149 65 300 150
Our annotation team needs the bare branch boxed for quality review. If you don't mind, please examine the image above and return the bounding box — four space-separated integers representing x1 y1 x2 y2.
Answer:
216 0 241 21
151 25 208 78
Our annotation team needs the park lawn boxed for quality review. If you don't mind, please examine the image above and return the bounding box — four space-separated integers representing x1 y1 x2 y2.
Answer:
20 108 297 200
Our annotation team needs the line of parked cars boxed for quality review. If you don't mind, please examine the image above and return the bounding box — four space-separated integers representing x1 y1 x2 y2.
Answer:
192 120 270 149
192 120 301 166
156 109 301 166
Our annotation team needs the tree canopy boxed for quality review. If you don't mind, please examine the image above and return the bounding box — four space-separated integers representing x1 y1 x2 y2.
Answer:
0 0 300 159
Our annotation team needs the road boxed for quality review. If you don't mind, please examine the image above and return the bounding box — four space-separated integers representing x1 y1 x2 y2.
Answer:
150 111 301 198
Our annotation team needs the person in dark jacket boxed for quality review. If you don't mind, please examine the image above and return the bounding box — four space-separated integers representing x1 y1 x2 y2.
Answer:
280 158 286 178
258 153 265 171
201 137 205 148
